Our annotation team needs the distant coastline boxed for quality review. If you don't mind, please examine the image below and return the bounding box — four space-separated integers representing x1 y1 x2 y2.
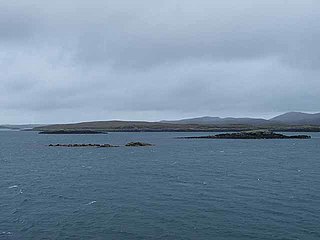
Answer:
33 122 320 133
3 111 320 133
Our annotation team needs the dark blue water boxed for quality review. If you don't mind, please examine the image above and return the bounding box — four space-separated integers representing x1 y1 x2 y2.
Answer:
1 131 320 239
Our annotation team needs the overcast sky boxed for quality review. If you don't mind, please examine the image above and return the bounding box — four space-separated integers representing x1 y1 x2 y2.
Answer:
1 0 319 123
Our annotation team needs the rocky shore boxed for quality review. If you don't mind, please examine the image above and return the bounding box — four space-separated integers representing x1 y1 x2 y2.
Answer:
180 130 311 139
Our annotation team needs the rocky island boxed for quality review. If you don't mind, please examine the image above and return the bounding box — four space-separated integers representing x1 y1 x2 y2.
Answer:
49 143 119 148
125 142 154 147
180 130 311 139
48 142 154 148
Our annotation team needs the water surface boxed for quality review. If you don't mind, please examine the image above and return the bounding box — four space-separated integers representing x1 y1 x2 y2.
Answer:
1 131 320 239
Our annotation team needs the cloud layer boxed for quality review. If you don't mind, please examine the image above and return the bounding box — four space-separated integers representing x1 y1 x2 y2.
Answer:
1 0 319 123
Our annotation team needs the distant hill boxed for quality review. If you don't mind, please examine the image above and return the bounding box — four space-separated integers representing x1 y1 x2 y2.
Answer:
33 120 256 132
163 112 320 126
161 116 273 126
270 112 320 125
33 119 320 133
30 111 320 132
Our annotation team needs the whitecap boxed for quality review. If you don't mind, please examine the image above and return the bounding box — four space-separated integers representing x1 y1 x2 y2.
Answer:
86 201 97 205
8 185 18 189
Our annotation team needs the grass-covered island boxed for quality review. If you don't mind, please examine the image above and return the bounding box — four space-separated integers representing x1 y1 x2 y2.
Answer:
180 130 311 139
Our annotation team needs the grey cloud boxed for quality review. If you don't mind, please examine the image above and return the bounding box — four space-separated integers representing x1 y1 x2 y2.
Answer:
3 0 319 67
0 0 320 123
0 3 40 42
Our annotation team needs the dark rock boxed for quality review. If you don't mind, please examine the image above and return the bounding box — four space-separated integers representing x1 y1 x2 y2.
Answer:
49 143 119 148
125 142 154 147
180 130 311 139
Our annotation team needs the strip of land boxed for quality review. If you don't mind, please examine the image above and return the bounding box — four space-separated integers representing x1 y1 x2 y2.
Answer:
39 130 107 134
48 142 153 148
179 131 311 139
33 121 320 132
29 112 320 133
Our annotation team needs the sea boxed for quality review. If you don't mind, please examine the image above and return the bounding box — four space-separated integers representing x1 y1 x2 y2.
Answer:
1 130 320 240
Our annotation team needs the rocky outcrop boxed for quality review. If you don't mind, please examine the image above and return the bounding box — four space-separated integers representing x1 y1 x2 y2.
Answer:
180 130 311 139
48 142 154 148
125 142 154 147
49 143 119 148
